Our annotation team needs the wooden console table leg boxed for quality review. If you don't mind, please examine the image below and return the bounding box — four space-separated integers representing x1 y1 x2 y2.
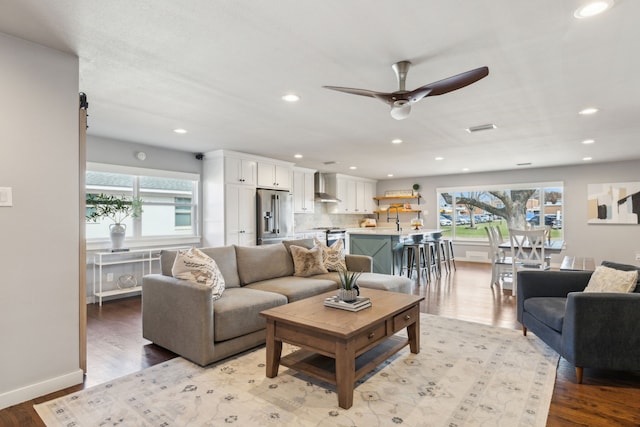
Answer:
408 318 420 354
265 319 282 378
335 340 356 409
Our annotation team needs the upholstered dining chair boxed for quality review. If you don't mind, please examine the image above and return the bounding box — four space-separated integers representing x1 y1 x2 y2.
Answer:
508 228 551 294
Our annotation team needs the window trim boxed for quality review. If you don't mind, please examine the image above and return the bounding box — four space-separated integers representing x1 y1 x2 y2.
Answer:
86 163 200 250
436 181 564 242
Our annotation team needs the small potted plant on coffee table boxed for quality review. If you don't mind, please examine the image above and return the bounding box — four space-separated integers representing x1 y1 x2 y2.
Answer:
338 267 361 302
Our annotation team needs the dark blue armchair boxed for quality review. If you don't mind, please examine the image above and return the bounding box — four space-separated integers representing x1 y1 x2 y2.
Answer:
516 262 640 383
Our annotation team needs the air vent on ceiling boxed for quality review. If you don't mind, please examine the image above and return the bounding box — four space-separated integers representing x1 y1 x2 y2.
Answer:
517 162 532 166
466 123 497 133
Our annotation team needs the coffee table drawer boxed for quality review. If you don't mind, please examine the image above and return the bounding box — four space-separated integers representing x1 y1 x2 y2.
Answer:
393 305 419 332
354 322 387 352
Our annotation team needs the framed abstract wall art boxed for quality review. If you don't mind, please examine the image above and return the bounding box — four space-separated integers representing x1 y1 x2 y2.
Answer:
587 182 640 224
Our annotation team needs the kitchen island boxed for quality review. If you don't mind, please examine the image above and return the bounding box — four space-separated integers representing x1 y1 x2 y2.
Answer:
348 228 441 275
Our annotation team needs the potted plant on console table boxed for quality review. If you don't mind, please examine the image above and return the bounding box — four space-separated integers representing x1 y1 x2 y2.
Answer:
86 193 143 251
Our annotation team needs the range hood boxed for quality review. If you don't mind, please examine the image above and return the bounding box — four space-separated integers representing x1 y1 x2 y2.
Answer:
314 172 341 203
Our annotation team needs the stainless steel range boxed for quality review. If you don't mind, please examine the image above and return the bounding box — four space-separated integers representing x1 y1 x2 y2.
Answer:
311 227 346 246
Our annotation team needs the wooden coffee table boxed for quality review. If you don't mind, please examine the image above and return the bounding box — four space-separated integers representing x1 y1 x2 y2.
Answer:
260 289 424 409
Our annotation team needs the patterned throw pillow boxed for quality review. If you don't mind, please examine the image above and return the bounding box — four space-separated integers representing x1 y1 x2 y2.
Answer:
172 247 225 300
289 245 328 277
584 265 638 293
313 236 347 272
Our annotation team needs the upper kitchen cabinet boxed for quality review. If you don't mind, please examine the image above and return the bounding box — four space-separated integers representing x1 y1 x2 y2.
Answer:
325 173 377 214
225 155 257 186
257 160 292 190
292 167 316 213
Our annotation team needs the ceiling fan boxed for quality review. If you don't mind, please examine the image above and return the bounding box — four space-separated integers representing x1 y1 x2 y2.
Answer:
323 61 489 120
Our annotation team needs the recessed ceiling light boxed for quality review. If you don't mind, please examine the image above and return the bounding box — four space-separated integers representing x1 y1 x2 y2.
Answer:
173 128 187 134
282 94 300 102
579 107 599 115
574 1 613 19
391 139 403 144
294 154 303 159
583 156 593 161
349 166 357 170
435 157 444 161
462 168 470 172
387 174 394 177
582 139 595 144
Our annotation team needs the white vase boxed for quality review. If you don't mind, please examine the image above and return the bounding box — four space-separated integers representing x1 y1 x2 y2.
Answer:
338 288 358 302
109 223 126 250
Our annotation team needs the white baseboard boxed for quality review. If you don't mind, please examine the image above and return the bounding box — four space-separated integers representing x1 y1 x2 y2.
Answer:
0 369 84 410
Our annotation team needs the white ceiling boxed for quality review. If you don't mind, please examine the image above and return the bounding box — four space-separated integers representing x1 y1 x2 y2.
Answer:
1 0 639 180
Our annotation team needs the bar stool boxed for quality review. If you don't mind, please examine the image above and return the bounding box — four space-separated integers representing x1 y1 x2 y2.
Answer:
439 238 456 273
421 238 439 282
401 237 428 285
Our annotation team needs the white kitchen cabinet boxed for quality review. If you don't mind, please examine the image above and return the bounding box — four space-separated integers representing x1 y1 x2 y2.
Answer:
225 185 256 246
257 161 291 190
225 155 257 186
203 150 294 247
326 173 377 214
292 167 316 213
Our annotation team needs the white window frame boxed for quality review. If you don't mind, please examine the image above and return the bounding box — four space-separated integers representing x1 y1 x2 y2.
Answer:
437 181 564 243
86 162 201 250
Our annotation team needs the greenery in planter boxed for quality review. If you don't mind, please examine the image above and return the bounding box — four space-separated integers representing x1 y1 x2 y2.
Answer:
85 193 143 224
338 267 362 291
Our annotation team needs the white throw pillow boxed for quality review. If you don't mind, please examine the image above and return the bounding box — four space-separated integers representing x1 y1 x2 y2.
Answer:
172 247 225 300
313 236 347 272
584 265 638 293
289 245 328 277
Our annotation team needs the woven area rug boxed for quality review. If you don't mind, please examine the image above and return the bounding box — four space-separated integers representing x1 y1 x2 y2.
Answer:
35 314 558 426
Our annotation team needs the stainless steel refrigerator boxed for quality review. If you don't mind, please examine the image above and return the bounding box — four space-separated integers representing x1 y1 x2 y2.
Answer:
256 189 294 245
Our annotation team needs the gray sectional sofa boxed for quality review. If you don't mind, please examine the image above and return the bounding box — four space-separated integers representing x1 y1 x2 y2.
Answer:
142 239 412 366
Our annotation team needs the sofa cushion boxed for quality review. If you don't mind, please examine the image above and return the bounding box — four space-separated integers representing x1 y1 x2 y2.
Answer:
314 236 347 272
171 247 225 300
290 245 328 277
161 246 240 288
235 244 294 285
523 297 567 333
601 260 640 292
212 288 287 342
283 238 314 253
584 265 638 293
312 271 412 294
245 276 337 302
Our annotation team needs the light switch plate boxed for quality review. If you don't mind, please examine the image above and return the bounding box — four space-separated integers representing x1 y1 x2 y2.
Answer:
0 187 12 207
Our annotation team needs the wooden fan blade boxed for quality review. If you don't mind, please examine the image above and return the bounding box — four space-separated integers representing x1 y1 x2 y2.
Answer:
409 66 489 99
322 86 384 98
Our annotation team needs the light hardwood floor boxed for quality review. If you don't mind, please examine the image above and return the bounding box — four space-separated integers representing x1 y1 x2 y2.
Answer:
1 261 639 426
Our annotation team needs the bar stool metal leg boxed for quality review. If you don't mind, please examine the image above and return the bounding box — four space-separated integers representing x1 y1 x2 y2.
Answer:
446 239 456 271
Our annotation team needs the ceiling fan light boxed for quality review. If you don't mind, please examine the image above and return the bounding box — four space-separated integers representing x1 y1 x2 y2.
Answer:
390 105 411 120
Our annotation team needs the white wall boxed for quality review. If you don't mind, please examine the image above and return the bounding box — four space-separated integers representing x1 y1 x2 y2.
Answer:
0 34 82 408
376 160 640 266
87 135 202 174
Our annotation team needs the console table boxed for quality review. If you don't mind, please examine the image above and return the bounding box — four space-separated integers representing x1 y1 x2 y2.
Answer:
92 247 189 305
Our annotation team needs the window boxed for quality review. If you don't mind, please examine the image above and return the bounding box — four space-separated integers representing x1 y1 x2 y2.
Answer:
437 182 563 241
86 163 199 242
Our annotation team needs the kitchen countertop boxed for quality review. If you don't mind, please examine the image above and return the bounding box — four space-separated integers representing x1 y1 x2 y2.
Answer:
347 228 440 238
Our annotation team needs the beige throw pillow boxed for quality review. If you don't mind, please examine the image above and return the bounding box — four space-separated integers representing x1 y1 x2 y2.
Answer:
584 265 638 293
172 247 225 299
313 236 347 272
289 245 328 277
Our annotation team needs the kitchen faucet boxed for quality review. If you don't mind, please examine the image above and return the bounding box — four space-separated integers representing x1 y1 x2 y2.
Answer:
387 206 401 232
